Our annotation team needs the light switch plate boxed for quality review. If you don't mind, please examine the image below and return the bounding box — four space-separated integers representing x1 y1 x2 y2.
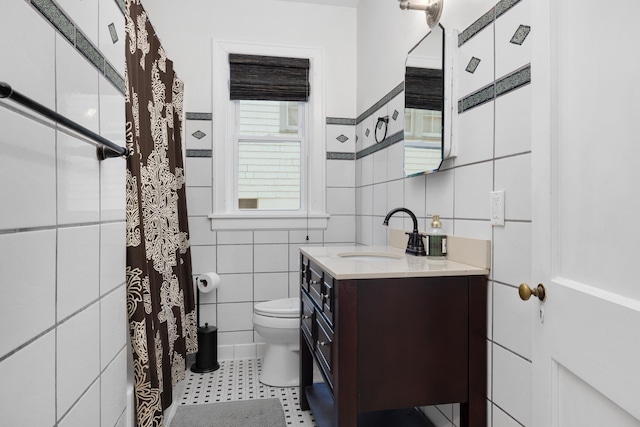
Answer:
490 190 505 226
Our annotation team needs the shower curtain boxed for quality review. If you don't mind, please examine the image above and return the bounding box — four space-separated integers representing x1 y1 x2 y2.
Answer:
125 1 197 425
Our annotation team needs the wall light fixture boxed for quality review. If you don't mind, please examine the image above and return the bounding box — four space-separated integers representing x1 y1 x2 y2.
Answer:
398 0 443 28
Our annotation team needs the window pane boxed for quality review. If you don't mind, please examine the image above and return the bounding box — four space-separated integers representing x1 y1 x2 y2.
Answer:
238 140 301 210
239 100 299 136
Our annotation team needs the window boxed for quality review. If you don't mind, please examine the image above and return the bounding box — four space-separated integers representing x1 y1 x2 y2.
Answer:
235 100 305 210
404 108 442 140
210 42 328 230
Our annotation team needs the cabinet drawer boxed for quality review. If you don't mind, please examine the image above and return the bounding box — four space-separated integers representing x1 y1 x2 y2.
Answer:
315 314 334 387
301 290 314 346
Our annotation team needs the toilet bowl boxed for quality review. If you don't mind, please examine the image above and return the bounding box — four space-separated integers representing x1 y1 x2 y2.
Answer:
253 297 300 387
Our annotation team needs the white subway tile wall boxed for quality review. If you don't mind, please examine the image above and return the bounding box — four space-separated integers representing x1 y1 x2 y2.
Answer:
0 1 127 426
0 331 56 426
57 225 100 321
56 302 101 417
58 381 101 427
98 0 125 77
99 78 127 222
354 1 533 426
0 231 56 358
0 108 57 229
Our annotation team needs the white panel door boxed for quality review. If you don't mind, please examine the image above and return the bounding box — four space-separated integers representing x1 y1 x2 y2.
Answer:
531 0 640 426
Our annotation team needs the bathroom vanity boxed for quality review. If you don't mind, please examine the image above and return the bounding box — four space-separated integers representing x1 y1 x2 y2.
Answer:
299 244 488 427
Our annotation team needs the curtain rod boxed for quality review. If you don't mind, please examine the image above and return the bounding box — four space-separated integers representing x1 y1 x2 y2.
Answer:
0 81 129 160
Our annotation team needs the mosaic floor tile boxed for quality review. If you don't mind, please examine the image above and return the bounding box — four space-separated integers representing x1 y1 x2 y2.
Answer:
179 358 316 426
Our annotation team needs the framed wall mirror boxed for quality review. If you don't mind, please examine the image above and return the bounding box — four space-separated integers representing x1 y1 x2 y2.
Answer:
404 23 445 176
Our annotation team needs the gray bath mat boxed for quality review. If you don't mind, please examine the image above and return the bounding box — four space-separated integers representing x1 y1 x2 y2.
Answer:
170 398 286 427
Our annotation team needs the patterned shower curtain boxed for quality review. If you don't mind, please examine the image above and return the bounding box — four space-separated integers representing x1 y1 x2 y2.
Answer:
125 1 197 425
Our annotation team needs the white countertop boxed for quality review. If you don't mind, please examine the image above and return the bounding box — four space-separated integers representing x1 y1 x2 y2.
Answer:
300 245 489 280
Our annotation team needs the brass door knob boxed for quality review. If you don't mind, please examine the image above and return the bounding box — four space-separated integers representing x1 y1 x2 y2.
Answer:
519 283 546 301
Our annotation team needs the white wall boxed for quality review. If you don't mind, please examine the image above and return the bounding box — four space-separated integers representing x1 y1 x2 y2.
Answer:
142 0 357 117
0 1 128 426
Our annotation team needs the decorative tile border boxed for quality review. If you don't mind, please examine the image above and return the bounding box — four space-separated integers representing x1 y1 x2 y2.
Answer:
458 8 495 47
29 0 125 94
350 81 408 159
76 30 104 73
105 62 125 93
458 84 495 113
495 0 523 19
466 57 482 74
108 23 119 44
355 130 403 160
115 0 125 16
31 0 75 43
186 112 213 121
327 117 356 125
458 0 523 47
510 24 531 45
495 64 531 97
327 152 356 161
191 130 206 139
186 149 213 158
458 64 531 113
356 82 404 124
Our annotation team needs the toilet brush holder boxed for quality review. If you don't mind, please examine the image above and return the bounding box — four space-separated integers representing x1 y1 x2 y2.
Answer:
191 281 220 373
191 322 220 373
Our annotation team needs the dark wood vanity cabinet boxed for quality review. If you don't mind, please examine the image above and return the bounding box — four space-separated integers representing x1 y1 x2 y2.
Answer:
300 254 487 427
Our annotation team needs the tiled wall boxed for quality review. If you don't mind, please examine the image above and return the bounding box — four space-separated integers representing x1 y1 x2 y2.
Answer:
355 0 533 426
184 115 357 359
0 1 128 426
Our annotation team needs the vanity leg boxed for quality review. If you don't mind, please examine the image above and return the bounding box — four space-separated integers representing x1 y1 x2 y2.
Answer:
464 276 488 427
334 280 358 427
300 330 313 411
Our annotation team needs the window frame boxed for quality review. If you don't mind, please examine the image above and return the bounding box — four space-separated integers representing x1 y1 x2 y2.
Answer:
210 41 328 231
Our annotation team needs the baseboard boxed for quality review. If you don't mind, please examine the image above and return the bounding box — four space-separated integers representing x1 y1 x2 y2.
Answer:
216 343 267 361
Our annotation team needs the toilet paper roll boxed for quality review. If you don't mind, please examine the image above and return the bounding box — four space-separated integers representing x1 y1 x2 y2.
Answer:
197 272 220 293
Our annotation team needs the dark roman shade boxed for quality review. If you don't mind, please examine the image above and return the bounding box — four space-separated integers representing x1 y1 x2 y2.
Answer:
405 67 444 111
229 53 310 102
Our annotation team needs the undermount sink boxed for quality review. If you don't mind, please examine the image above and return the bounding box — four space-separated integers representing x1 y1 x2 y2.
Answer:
337 251 404 262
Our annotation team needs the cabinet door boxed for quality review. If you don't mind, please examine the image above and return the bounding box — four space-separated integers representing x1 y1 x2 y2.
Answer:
356 277 469 411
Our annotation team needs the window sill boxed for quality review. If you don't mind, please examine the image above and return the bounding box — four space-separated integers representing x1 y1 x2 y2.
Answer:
208 212 330 231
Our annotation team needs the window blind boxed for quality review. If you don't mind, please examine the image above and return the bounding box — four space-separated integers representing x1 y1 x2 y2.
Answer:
229 54 310 102
404 67 443 111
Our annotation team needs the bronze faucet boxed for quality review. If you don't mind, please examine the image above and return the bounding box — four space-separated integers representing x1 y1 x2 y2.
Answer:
383 207 426 256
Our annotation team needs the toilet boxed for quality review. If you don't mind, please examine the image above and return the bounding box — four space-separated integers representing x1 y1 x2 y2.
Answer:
253 297 301 387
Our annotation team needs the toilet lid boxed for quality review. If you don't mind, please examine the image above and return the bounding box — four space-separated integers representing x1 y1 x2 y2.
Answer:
254 297 300 318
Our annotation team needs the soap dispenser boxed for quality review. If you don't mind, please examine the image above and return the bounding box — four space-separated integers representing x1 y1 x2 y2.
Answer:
426 215 447 260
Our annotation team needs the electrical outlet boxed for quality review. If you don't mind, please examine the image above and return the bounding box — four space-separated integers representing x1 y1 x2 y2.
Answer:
490 190 505 226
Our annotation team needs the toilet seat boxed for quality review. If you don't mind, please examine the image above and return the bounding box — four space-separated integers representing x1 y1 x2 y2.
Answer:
254 297 300 318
